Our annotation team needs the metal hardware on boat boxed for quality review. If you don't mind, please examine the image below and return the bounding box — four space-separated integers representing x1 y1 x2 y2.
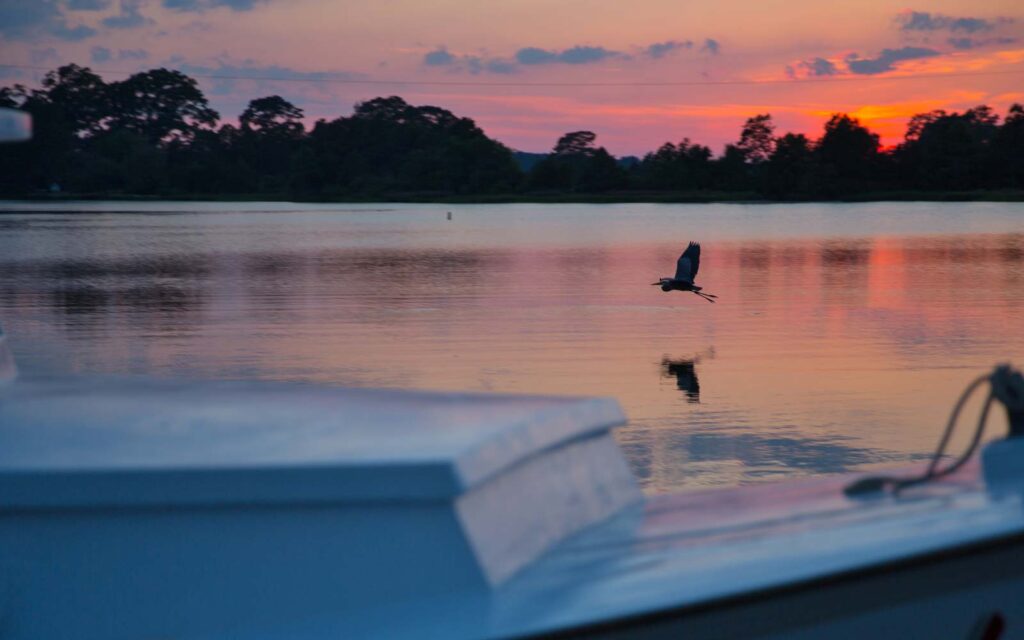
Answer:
990 364 1024 437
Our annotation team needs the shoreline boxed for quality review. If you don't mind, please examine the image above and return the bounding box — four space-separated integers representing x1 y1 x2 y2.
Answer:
3 189 1024 205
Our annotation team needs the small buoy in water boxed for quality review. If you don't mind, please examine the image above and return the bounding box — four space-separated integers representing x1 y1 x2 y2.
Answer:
447 211 452 221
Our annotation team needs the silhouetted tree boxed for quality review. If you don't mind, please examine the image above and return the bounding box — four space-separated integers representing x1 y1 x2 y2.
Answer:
553 131 597 157
5 63 1024 199
904 110 946 143
636 139 712 190
814 114 880 193
305 96 520 195
40 64 110 138
736 114 775 164
578 147 626 192
108 68 219 145
94 129 167 193
762 133 813 197
527 155 572 190
240 96 305 137
235 96 306 191
992 104 1024 188
896 105 999 190
351 95 412 123
530 131 624 192
713 144 750 191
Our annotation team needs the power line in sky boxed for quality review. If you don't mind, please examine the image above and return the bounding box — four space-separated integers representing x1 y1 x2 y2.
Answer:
0 63 1022 88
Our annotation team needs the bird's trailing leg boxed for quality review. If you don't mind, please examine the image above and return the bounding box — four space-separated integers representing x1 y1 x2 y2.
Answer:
691 285 717 299
694 291 716 303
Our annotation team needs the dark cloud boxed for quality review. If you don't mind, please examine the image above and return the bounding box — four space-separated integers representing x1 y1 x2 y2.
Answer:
0 0 60 37
846 46 939 75
947 36 1018 50
423 48 456 66
515 47 557 65
947 17 996 33
515 45 621 65
163 0 267 11
948 37 975 50
101 0 150 28
119 48 149 59
466 57 516 75
422 47 517 74
0 0 97 40
805 57 838 76
786 56 838 78
781 11 1014 79
701 38 720 55
422 38 715 75
645 40 693 58
67 0 112 9
897 11 1009 33
91 46 112 62
51 23 98 40
561 45 619 64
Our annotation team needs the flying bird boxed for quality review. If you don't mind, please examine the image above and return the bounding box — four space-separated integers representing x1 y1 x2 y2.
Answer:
652 242 718 303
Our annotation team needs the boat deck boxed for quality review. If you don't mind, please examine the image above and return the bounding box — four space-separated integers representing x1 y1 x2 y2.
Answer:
4 377 1024 639
238 459 1024 639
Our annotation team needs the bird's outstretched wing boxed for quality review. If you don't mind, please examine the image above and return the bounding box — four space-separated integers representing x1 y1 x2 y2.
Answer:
675 242 701 282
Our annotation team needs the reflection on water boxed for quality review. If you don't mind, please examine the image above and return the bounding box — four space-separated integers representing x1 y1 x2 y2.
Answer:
1 202 1023 493
661 357 703 403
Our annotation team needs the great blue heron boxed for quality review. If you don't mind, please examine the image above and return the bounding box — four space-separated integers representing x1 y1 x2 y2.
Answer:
652 242 718 303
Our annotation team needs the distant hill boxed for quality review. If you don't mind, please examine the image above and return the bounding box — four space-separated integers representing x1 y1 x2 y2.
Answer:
513 151 548 172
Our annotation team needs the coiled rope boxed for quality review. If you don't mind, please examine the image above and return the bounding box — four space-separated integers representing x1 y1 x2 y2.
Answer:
843 368 1015 497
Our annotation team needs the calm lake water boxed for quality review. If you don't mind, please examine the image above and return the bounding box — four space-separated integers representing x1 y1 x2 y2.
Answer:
1 200 1022 493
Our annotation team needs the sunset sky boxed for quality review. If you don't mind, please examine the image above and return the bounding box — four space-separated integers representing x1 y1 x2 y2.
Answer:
1 0 1022 155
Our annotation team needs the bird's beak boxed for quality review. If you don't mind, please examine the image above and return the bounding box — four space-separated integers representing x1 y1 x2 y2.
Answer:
650 282 661 286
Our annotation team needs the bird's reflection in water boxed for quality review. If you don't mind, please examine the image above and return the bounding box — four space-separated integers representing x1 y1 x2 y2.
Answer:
662 358 701 403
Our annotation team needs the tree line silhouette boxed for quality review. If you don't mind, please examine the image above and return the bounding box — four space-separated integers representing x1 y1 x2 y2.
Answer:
2 64 1023 200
